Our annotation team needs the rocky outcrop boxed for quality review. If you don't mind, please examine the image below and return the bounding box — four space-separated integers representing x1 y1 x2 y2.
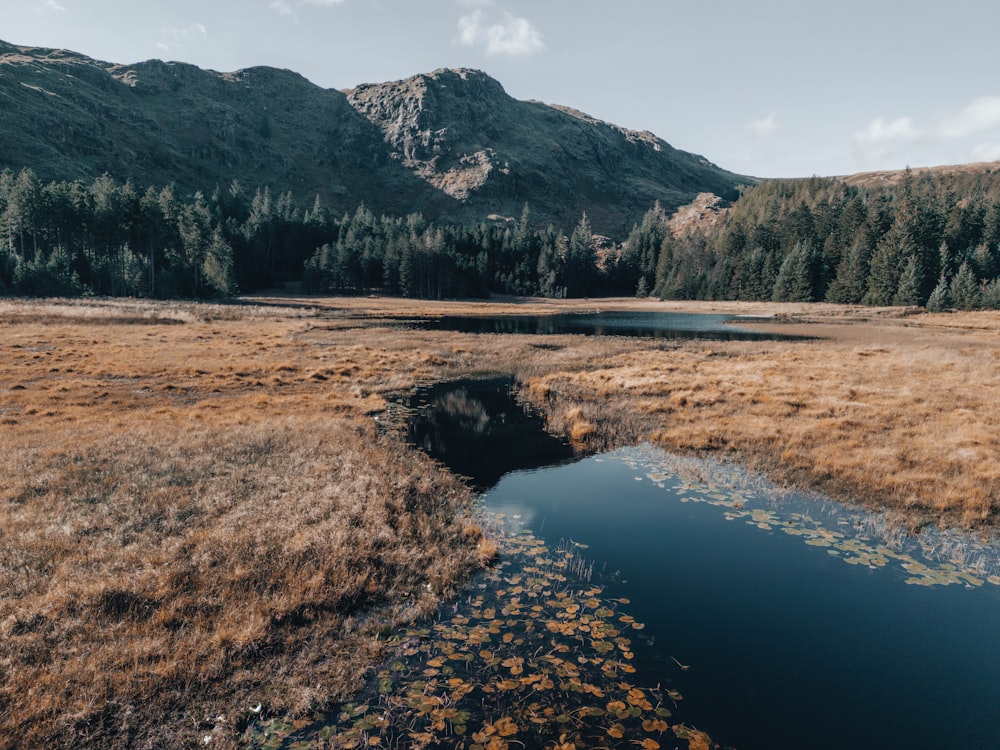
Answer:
668 192 732 236
347 68 747 235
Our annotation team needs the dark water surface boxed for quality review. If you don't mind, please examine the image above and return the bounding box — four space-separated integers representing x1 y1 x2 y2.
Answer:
409 379 1000 750
402 377 575 491
486 457 1000 750
412 311 806 341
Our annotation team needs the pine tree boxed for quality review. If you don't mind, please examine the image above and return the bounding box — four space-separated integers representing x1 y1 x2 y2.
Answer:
925 273 951 312
653 233 676 297
740 246 769 301
970 242 1000 280
825 241 870 303
203 228 237 296
892 256 922 306
771 241 816 302
536 233 565 298
981 278 1000 309
948 262 982 309
863 227 910 305
565 213 599 297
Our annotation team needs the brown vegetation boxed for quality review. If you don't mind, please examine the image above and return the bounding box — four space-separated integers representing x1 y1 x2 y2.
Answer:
838 159 1000 188
0 299 485 749
2 295 998 748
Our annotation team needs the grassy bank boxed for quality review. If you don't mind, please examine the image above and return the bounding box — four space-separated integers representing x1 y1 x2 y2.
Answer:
0 300 491 749
522 307 1000 529
1 296 997 748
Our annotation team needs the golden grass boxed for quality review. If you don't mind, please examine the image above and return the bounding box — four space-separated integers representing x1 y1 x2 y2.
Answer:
1 295 999 748
517 308 1000 529
0 300 485 749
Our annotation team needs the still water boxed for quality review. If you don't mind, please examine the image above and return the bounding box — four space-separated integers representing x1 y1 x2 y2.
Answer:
409 379 1000 750
412 311 806 341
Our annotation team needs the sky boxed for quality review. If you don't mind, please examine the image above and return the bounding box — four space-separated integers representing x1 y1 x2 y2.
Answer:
4 0 1000 178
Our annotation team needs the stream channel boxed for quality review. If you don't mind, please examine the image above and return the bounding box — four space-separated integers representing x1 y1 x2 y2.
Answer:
402 378 1000 750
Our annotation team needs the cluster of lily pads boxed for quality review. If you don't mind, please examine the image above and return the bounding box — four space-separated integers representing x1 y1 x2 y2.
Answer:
619 446 1000 589
247 518 714 750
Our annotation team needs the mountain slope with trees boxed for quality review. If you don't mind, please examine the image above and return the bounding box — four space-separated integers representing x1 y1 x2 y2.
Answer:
345 68 742 235
0 40 744 239
4 39 1000 308
0 41 440 221
649 167 1000 309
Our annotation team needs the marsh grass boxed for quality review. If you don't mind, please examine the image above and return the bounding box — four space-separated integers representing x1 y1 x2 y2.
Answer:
517 315 1000 529
0 417 487 748
0 301 487 749
2 296 999 748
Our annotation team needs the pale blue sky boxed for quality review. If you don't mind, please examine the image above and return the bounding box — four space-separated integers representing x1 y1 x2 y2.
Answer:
4 0 1000 178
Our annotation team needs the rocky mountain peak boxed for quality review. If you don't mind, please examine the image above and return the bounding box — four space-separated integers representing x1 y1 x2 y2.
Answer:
345 68 515 200
347 69 509 150
0 41 746 238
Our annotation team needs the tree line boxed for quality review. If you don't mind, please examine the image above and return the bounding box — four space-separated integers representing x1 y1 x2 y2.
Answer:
652 170 1000 310
0 167 648 300
0 168 331 298
301 204 636 300
4 165 1000 309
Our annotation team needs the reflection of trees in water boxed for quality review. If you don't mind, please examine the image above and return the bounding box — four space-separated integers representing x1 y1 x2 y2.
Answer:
432 389 490 434
404 378 573 492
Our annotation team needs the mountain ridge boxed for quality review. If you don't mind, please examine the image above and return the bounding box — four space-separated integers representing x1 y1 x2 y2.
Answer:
0 40 745 238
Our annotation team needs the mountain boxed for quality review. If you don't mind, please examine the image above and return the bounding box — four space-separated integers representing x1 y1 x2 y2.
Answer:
0 40 746 237
0 41 441 219
345 68 745 234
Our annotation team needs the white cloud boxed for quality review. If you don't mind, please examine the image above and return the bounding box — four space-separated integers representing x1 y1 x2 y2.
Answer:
853 116 921 167
936 96 1000 139
854 97 1000 169
748 112 778 137
854 99 1000 149
270 0 294 15
854 115 918 146
971 143 1000 162
40 0 68 12
157 23 208 52
457 9 545 57
301 0 346 5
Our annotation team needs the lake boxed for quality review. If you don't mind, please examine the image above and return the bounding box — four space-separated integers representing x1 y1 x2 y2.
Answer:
410 310 807 341
409 378 1000 750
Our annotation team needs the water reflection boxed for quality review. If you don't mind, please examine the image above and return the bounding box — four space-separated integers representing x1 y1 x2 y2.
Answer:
411 311 807 341
402 377 576 491
406 378 1000 750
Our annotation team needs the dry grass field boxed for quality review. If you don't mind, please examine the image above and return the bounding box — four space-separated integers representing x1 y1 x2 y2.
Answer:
0 299 494 749
1 295 998 748
514 303 1000 529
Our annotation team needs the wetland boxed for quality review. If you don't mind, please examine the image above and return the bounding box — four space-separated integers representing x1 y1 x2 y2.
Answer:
404 378 1000 750
2 296 999 749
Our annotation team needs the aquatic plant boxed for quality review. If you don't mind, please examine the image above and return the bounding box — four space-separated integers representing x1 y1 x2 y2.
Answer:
621 446 1000 588
247 517 713 749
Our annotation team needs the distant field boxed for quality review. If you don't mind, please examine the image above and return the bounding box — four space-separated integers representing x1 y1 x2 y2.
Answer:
1 296 997 748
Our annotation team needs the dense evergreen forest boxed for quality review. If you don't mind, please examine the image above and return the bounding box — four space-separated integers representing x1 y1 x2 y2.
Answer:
657 169 1000 310
3 165 1000 309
